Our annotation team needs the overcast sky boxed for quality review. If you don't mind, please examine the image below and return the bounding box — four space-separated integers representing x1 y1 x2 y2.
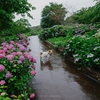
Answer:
14 0 96 26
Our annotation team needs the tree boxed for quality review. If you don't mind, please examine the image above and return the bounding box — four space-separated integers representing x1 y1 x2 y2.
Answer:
13 18 31 33
71 2 100 24
0 0 35 32
41 2 67 28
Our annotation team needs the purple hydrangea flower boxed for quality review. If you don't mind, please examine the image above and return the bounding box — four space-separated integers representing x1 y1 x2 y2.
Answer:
28 48 31 52
31 65 36 69
19 46 26 51
0 64 5 72
12 47 16 50
20 55 25 61
17 60 22 64
5 71 11 78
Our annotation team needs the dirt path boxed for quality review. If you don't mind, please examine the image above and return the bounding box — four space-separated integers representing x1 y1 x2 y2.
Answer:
28 36 100 100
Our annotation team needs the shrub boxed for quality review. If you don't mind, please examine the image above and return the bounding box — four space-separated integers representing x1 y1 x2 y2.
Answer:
39 24 98 40
48 35 100 70
0 34 36 100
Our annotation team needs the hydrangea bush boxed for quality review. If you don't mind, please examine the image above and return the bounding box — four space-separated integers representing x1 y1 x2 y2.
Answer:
39 24 98 40
0 34 36 100
46 24 100 70
48 35 100 69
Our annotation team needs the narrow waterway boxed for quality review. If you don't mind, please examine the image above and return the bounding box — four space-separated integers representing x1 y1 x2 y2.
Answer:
28 36 100 100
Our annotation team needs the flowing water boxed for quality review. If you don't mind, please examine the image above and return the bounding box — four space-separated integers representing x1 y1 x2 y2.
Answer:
28 36 100 100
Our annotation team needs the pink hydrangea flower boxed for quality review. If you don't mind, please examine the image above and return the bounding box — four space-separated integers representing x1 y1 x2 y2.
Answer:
10 41 14 44
14 64 16 67
31 70 36 75
6 55 14 60
0 80 5 85
17 52 22 56
10 61 13 63
0 64 5 72
1 43 8 46
24 52 29 58
27 55 33 61
3 48 7 52
0 50 3 53
2 51 5 56
10 52 17 56
0 54 4 59
5 71 11 78
32 58 36 63
6 44 14 49
30 93 35 99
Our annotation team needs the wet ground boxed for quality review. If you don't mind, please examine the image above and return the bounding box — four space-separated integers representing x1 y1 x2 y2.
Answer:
28 36 100 100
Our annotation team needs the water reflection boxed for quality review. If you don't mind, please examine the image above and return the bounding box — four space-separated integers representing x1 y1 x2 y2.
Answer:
41 61 53 70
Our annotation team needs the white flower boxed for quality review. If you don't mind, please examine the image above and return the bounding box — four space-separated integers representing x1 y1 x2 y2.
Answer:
73 54 78 57
76 35 80 37
0 92 5 96
93 46 100 50
21 94 24 97
66 44 70 47
87 53 94 58
69 41 72 43
81 35 85 38
94 58 99 62
94 32 100 38
66 44 70 49
63 52 66 55
74 58 79 63
87 38 90 39
72 36 75 39
69 49 71 51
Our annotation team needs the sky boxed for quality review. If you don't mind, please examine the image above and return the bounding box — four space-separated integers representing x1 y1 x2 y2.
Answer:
14 0 97 26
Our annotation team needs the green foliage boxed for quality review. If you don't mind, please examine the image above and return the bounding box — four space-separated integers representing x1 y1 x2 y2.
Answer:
23 26 42 36
0 0 35 32
0 18 31 37
69 2 100 24
41 2 67 28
